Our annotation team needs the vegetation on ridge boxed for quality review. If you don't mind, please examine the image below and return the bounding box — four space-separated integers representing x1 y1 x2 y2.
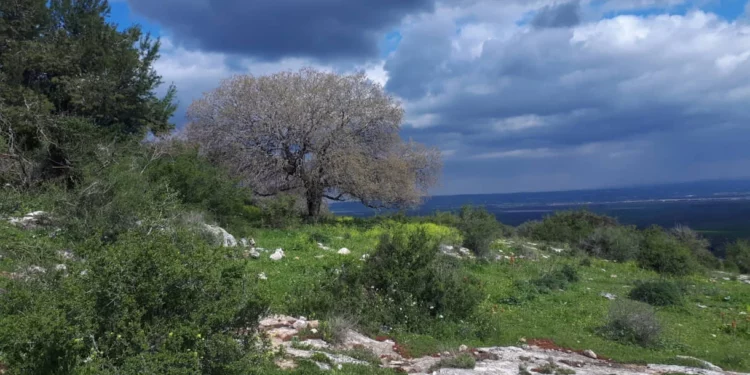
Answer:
1 1 750 374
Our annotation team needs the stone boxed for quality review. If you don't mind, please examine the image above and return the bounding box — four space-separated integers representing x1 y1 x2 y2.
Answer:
697 304 707 309
258 272 267 280
600 292 617 300
55 264 67 272
239 238 249 247
337 247 351 255
246 249 260 259
266 327 298 343
260 315 297 329
317 243 331 251
583 349 597 359
8 211 53 230
308 320 320 329
270 248 285 260
459 344 469 352
57 250 75 260
342 330 402 360
675 356 723 371
299 339 329 349
27 265 46 274
202 224 237 247
292 319 308 330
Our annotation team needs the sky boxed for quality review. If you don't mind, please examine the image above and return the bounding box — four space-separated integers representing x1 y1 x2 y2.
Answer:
108 0 750 195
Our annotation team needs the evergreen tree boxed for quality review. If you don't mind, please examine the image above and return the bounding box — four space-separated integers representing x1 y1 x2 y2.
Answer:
0 0 176 187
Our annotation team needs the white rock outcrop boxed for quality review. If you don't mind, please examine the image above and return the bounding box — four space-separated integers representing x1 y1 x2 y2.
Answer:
202 224 238 247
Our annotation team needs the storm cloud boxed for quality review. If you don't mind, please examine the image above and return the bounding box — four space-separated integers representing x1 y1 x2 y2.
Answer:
124 0 434 60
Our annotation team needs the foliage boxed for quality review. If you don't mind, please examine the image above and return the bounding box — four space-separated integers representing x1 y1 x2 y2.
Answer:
670 226 720 269
532 265 580 294
0 230 267 374
186 68 441 218
456 206 501 257
518 210 618 244
144 143 260 232
629 280 683 306
0 0 175 187
580 226 641 262
258 194 303 228
725 240 750 274
600 300 662 347
637 227 699 276
294 227 483 333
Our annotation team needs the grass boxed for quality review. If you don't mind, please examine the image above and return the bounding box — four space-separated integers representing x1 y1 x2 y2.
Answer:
242 223 750 371
2 220 749 371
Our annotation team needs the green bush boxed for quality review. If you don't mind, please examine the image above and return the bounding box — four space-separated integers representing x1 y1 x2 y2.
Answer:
637 227 699 276
725 240 750 274
580 226 641 262
670 226 720 269
296 228 483 333
457 206 500 258
629 280 683 306
519 210 618 245
258 194 302 228
145 144 261 232
532 265 580 293
600 300 661 347
0 231 268 374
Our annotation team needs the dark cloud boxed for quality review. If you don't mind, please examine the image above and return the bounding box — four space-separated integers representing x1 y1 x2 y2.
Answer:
531 1 581 28
125 0 435 60
382 7 750 193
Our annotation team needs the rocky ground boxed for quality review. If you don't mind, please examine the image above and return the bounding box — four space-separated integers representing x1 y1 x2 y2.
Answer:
261 315 750 375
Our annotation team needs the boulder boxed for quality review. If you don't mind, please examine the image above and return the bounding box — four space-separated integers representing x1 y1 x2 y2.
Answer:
337 247 351 255
202 224 238 247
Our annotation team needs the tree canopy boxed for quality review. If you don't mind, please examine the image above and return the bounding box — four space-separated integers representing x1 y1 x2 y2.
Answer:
0 0 176 187
186 68 441 218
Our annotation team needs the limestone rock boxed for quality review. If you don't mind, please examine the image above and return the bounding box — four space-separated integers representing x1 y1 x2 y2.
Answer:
202 224 237 247
337 247 351 255
676 356 723 371
583 349 597 359
270 248 285 260
8 211 53 230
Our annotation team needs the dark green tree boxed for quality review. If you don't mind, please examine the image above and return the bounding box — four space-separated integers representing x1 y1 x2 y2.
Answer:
0 0 176 187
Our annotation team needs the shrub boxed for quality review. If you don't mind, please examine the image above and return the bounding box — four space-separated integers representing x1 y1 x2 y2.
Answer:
519 210 618 245
300 228 483 333
600 300 661 347
670 225 720 269
532 265 580 293
637 227 699 276
629 280 683 306
145 144 261 232
725 240 750 274
258 194 303 228
0 231 268 374
457 206 500 258
580 226 641 262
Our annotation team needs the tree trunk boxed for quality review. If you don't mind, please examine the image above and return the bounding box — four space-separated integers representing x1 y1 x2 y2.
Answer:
306 188 323 219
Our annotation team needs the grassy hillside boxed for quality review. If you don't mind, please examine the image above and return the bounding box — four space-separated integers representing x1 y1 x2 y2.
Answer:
5 213 747 373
